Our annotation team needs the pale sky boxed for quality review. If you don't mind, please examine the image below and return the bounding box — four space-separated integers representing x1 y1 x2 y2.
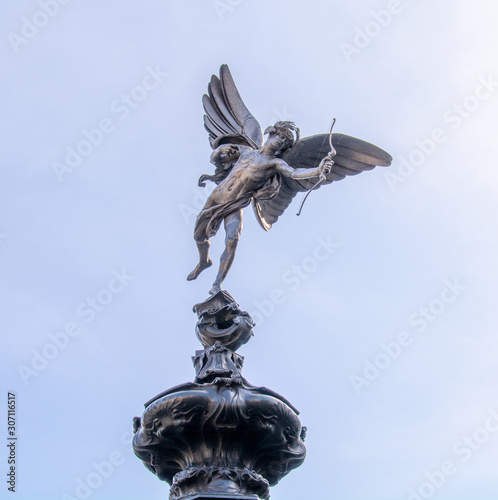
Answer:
2 1 498 499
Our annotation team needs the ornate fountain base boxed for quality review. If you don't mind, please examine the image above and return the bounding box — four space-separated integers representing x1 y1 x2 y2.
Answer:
133 292 306 500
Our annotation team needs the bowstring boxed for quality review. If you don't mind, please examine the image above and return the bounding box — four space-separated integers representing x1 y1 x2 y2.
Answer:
296 119 335 216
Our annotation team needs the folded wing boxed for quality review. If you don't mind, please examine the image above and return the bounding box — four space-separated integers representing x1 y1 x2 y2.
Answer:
203 64 263 150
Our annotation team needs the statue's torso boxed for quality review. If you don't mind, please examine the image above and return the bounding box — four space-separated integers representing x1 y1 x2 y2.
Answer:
213 149 277 202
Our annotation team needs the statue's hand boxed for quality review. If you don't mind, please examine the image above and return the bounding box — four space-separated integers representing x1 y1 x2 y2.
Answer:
198 174 209 187
318 155 334 178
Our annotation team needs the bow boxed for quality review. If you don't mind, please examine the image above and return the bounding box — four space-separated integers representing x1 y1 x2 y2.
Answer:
296 118 336 216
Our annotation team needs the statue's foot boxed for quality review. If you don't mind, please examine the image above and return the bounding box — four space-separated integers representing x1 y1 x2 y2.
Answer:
187 259 212 281
208 284 221 295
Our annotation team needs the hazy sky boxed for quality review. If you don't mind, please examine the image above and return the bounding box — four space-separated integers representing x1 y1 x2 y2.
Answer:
2 1 498 499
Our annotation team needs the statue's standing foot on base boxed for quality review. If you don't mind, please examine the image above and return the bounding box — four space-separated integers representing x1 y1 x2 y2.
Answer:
208 283 221 295
187 259 213 281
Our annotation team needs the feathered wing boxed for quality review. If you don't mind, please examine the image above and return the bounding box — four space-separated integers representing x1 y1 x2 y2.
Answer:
253 133 393 230
203 64 263 150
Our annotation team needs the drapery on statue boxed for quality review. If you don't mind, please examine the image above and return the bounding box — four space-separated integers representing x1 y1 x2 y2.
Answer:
188 65 392 295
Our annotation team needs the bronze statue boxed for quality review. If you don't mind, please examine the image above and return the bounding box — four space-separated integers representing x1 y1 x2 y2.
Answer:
188 65 392 295
134 65 394 499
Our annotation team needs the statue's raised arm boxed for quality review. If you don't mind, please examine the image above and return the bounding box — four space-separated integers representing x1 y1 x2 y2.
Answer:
188 65 392 295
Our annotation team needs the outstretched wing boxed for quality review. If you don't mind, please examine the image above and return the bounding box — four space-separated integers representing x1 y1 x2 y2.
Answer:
203 64 263 150
253 133 392 230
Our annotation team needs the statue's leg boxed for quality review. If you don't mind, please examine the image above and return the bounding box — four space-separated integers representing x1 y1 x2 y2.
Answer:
209 209 243 295
187 218 213 281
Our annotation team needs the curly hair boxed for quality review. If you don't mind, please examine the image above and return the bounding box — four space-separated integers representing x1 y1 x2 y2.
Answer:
264 121 300 151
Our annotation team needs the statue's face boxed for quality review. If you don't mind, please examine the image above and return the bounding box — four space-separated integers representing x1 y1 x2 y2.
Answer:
265 132 289 152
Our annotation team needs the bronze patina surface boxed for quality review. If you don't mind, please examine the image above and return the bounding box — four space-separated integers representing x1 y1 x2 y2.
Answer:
133 65 392 500
188 65 392 295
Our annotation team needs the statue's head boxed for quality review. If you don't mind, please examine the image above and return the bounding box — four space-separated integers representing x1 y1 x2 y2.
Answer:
264 121 300 155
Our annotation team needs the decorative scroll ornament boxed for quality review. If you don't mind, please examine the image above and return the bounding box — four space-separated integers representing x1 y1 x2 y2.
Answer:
193 290 255 351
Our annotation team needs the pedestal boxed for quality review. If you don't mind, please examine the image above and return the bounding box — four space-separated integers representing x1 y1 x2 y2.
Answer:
133 291 306 500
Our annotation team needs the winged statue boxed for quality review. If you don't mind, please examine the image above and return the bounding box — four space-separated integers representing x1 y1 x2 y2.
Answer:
187 65 392 295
